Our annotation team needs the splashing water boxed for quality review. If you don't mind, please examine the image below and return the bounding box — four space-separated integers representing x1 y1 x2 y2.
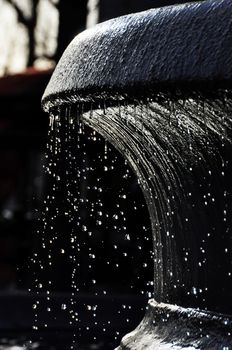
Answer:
32 88 232 347
30 103 153 347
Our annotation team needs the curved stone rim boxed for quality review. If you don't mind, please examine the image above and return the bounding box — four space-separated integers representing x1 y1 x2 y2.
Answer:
42 81 232 113
42 0 232 111
116 299 232 349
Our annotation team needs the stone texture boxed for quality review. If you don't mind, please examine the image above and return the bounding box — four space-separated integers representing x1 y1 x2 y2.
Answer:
116 299 232 349
42 0 232 110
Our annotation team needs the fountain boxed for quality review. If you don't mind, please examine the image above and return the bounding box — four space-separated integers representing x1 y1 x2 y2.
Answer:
42 0 232 348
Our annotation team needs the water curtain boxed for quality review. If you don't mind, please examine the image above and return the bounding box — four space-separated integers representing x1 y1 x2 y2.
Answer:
42 0 232 348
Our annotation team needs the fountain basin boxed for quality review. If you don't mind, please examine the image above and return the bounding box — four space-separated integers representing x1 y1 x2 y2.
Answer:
42 0 232 348
42 0 232 110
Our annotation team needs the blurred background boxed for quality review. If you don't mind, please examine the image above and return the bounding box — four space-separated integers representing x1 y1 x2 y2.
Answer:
0 0 204 349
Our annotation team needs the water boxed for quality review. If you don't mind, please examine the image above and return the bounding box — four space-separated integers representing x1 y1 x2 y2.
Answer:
31 88 232 348
80 89 232 311
29 103 153 348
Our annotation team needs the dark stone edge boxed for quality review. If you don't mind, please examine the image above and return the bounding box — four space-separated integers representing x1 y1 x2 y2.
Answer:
116 299 232 349
42 81 232 113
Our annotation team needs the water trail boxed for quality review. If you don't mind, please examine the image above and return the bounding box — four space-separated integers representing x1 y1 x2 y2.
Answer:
82 89 232 308
31 101 152 346
31 88 232 348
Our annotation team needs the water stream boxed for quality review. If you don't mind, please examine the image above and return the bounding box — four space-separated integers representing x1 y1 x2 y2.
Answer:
31 88 232 348
80 89 232 311
29 101 153 348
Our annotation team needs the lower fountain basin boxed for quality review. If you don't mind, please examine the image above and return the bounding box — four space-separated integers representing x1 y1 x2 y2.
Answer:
116 299 232 349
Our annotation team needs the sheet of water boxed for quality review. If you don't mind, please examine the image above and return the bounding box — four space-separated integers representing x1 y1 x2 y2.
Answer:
29 88 232 348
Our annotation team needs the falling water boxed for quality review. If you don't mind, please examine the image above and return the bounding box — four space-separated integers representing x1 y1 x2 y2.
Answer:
32 87 232 348
30 102 153 348
79 88 232 311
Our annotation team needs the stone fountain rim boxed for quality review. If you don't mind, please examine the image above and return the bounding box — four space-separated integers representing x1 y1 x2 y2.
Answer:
116 299 232 349
42 82 232 112
148 299 232 324
42 0 232 112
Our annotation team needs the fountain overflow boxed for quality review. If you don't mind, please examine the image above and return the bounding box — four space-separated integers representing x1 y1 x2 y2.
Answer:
42 0 232 349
